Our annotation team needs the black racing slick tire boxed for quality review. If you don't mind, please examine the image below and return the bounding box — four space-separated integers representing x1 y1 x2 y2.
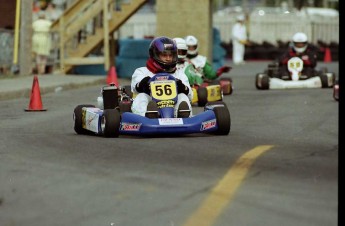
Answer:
197 87 208 107
320 74 329 88
219 77 233 95
73 104 96 135
213 106 231 135
255 73 269 90
101 109 121 138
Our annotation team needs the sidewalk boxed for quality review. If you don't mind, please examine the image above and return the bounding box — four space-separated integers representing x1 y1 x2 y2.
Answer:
0 73 131 101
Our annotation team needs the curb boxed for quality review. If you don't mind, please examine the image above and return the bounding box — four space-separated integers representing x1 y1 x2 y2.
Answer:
0 78 106 101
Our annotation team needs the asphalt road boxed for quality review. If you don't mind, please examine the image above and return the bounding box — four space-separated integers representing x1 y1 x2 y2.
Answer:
0 61 338 226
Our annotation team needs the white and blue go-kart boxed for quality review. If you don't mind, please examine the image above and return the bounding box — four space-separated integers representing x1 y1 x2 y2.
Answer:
255 57 335 90
73 73 231 137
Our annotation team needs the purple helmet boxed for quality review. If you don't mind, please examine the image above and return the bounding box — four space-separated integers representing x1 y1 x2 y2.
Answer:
149 36 177 72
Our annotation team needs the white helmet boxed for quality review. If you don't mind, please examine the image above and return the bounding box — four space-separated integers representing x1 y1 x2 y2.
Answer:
292 32 308 53
185 35 198 56
173 37 188 61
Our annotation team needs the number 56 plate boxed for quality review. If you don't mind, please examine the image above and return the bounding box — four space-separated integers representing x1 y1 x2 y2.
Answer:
151 80 177 100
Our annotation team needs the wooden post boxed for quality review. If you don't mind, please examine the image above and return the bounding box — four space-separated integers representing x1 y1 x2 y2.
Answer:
103 0 110 71
156 0 213 60
19 0 33 76
59 15 65 73
109 33 115 67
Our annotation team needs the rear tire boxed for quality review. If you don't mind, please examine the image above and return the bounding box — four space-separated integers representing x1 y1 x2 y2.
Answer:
73 104 96 135
213 106 231 135
219 77 233 95
197 87 208 107
101 109 120 138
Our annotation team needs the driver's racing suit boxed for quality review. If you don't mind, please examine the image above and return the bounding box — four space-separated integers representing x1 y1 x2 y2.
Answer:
278 46 318 78
131 67 193 117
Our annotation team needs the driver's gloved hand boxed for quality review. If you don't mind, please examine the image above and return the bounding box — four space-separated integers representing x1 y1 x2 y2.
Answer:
136 76 151 95
176 79 189 95
216 66 232 77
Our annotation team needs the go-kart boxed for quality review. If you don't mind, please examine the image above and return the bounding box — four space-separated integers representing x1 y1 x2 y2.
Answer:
191 77 233 107
255 57 336 90
333 79 339 101
73 73 231 137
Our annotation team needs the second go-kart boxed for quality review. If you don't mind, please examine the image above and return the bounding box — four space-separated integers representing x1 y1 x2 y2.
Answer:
191 77 233 107
255 57 335 90
73 73 231 137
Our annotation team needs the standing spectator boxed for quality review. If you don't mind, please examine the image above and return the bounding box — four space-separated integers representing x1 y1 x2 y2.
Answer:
232 14 248 65
32 1 41 21
46 3 63 22
32 12 52 74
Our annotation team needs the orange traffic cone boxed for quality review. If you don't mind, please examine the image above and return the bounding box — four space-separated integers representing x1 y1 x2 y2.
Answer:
106 65 119 87
25 75 47 111
324 47 332 63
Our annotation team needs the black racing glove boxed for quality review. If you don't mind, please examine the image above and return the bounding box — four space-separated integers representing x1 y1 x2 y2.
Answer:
176 79 189 95
135 76 151 95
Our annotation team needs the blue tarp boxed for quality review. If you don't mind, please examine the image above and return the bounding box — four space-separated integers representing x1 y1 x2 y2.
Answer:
74 28 227 76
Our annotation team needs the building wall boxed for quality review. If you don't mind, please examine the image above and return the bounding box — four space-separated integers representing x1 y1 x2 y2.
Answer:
155 0 213 60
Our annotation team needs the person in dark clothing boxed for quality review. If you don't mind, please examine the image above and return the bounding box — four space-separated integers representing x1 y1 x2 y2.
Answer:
278 32 318 79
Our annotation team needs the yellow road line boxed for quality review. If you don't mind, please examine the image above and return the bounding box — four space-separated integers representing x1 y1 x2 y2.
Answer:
182 145 274 226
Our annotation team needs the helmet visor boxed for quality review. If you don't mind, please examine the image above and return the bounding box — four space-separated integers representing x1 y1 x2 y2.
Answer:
293 42 308 53
294 42 307 48
155 50 177 63
178 49 187 56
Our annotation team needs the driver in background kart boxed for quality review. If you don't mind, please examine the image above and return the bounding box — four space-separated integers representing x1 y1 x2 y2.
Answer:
173 37 204 86
278 32 318 78
185 35 231 82
131 36 193 118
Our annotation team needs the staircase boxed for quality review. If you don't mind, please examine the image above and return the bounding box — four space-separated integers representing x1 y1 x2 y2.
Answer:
50 0 148 74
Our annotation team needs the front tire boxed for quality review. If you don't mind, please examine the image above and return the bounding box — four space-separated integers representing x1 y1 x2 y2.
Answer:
255 73 269 90
101 109 121 138
213 106 231 135
73 104 95 135
320 74 329 88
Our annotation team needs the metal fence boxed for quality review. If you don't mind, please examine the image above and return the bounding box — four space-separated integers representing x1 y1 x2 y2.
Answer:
117 11 339 45
0 5 339 74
